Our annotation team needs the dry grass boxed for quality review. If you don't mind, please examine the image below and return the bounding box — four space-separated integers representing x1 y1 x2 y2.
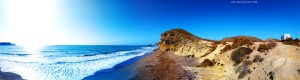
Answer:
265 38 280 42
221 45 232 53
197 59 215 67
215 41 227 45
283 38 300 47
221 37 254 53
221 36 262 42
231 37 254 48
257 42 277 52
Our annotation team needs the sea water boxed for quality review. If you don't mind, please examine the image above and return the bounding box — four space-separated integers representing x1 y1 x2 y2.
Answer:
0 45 156 80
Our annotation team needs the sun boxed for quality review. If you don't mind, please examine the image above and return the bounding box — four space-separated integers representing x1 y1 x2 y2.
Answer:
2 0 63 47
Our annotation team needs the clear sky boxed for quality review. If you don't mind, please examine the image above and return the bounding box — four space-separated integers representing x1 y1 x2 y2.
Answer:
0 0 299 45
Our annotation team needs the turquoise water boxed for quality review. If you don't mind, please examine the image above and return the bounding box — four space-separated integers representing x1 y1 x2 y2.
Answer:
0 45 156 80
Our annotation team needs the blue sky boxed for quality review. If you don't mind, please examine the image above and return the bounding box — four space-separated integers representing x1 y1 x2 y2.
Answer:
0 0 300 45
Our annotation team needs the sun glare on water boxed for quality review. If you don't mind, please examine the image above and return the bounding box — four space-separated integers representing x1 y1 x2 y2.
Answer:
3 0 63 48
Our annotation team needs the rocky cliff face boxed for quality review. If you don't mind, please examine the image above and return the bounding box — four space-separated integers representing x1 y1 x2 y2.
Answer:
142 28 300 80
158 29 216 58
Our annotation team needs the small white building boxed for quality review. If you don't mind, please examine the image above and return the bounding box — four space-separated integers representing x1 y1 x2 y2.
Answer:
281 34 291 40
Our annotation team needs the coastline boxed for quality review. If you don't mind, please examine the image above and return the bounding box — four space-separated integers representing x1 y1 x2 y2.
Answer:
1 29 299 80
84 48 197 80
130 29 300 80
130 50 197 80
0 45 155 80
82 49 154 80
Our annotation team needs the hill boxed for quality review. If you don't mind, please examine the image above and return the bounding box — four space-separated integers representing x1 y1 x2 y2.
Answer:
221 36 263 42
133 29 300 80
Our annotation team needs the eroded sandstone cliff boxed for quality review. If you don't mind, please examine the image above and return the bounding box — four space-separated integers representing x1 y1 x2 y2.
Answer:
136 29 300 80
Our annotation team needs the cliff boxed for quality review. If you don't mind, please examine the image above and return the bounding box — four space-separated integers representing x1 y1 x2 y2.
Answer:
135 29 300 80
158 29 216 58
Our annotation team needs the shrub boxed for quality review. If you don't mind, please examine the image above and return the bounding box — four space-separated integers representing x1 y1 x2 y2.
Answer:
297 69 300 74
186 54 195 58
295 38 300 42
252 55 264 62
220 36 254 53
231 47 253 64
210 42 218 52
221 45 232 53
201 52 211 57
268 71 275 80
257 42 277 52
197 59 215 67
265 38 280 42
231 37 254 49
215 41 227 45
283 38 300 47
221 36 262 42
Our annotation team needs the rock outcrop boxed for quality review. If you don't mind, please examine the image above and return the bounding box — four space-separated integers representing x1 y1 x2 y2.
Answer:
137 28 300 80
158 29 216 58
0 68 24 80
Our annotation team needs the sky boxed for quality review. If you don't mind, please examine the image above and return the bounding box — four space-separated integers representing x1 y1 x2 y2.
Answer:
0 0 300 45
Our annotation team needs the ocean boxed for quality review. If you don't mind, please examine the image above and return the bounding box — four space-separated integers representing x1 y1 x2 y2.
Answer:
0 45 156 80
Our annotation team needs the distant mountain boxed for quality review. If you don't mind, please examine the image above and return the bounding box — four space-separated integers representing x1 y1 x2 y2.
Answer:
221 36 263 42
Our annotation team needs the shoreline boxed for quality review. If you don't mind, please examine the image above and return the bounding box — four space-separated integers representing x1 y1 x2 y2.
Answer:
83 49 197 80
82 49 154 80
0 46 156 80
130 50 197 80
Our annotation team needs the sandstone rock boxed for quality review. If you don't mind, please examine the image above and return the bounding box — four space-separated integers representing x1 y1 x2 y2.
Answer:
158 29 215 58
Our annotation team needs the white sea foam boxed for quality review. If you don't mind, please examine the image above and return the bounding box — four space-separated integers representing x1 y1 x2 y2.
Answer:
0 47 156 80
